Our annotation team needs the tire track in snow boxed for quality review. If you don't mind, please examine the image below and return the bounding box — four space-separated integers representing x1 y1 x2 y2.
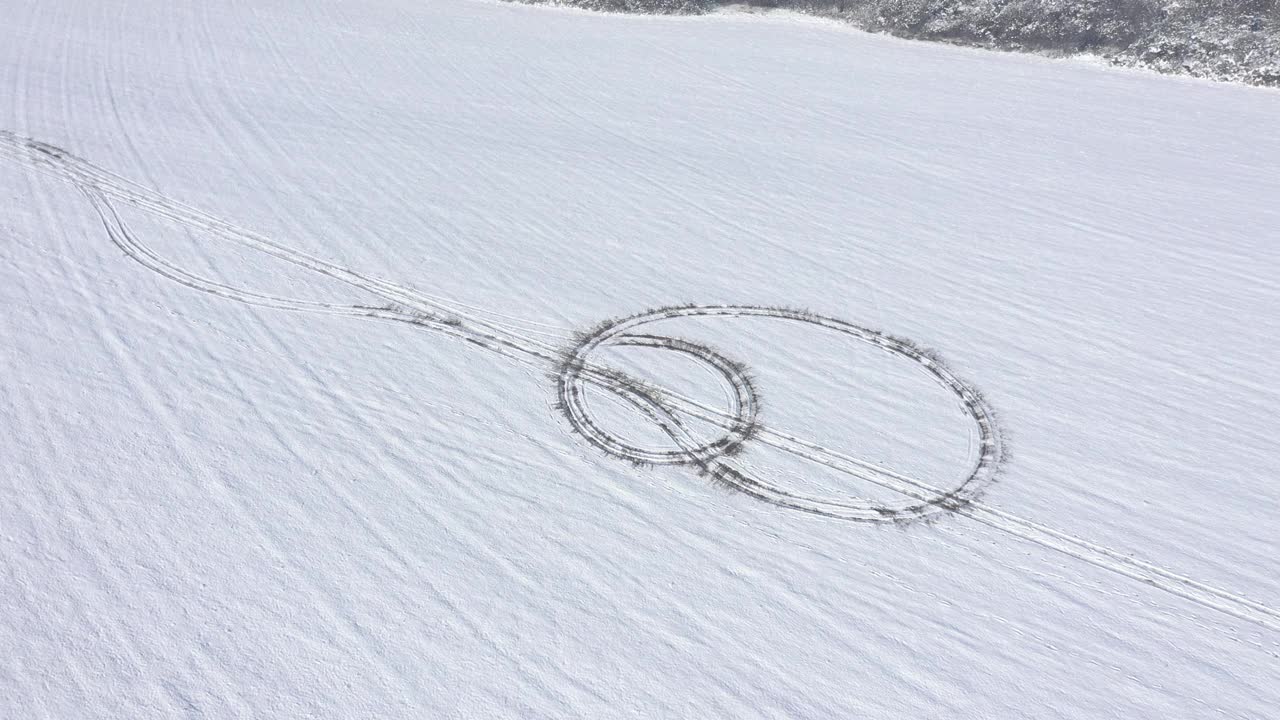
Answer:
3 132 1278 633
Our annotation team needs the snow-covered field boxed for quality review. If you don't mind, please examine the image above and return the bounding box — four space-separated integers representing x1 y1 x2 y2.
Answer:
2 1 1278 717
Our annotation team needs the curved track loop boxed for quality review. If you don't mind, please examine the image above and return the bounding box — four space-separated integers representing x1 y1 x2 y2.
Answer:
557 331 763 467
2 131 1277 632
555 306 999 522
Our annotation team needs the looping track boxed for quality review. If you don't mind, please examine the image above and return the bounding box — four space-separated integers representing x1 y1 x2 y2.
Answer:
554 305 1000 522
3 130 1277 633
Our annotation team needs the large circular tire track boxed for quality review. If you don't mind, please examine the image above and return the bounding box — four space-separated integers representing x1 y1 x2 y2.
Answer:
556 305 1001 523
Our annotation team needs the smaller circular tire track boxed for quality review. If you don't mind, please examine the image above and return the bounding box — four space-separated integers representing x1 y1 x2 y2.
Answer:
555 305 1002 524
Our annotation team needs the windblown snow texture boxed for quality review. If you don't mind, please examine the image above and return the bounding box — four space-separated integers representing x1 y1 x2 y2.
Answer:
1 1 1278 718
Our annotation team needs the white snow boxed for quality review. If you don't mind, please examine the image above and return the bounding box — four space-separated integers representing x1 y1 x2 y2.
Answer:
1 0 1278 717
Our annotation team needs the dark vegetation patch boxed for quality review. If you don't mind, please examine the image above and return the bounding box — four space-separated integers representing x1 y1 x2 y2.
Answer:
514 0 1280 86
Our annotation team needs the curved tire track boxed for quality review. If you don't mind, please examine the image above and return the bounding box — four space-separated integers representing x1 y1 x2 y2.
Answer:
3 131 1277 632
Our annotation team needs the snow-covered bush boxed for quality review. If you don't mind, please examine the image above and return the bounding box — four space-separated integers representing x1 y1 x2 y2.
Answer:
1119 2 1280 84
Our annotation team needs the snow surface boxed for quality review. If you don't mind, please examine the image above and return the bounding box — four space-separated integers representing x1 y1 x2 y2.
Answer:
1 0 1278 717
